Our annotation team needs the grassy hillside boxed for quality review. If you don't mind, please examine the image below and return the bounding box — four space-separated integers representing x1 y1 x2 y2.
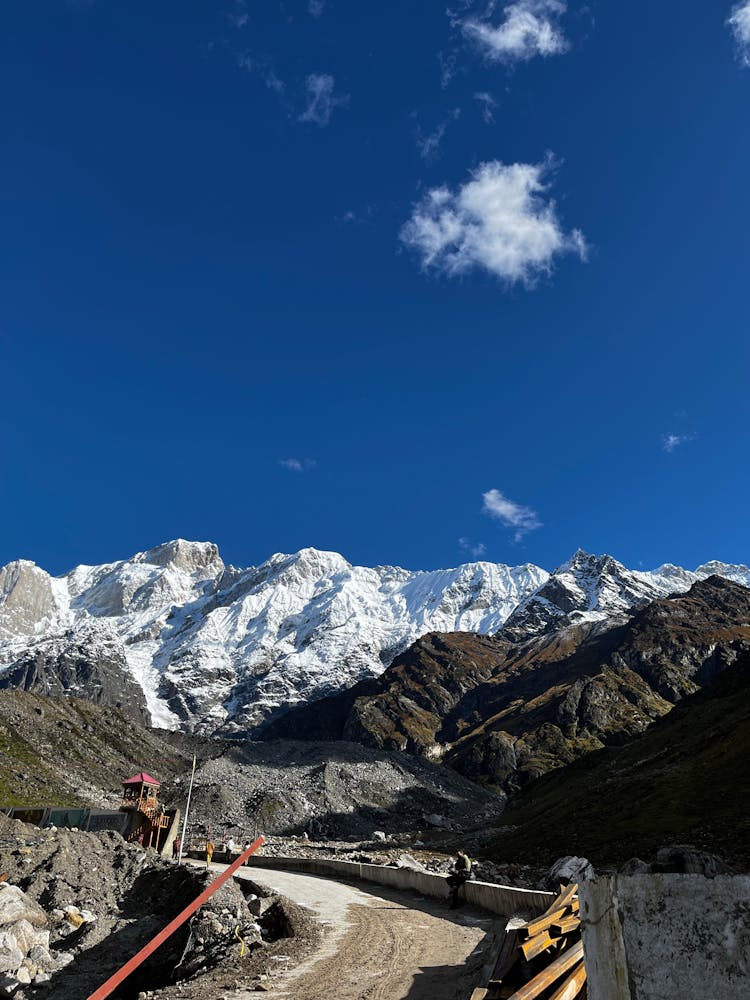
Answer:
0 690 189 807
483 651 750 872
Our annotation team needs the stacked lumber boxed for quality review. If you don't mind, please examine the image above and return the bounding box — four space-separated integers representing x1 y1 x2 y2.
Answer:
469 883 586 1000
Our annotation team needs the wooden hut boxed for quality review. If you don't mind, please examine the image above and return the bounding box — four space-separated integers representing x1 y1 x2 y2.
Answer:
120 772 170 849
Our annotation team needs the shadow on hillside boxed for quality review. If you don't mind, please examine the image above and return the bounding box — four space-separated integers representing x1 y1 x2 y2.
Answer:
203 777 502 842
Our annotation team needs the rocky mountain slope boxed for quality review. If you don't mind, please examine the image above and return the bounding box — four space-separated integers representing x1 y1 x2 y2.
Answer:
481 649 750 872
268 577 750 791
0 690 188 809
0 690 503 838
0 540 747 736
0 540 547 734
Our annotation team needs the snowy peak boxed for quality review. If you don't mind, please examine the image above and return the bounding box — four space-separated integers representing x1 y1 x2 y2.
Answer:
0 540 747 736
695 561 750 588
499 549 741 642
0 560 63 639
135 539 224 576
0 542 549 734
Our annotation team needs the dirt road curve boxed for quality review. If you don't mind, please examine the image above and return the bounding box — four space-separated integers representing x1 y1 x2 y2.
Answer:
229 866 499 1000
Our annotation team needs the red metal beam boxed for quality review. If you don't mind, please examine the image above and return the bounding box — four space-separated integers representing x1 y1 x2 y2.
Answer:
87 836 265 1000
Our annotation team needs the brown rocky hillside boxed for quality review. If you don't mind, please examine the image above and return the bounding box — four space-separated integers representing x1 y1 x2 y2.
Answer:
266 577 750 791
480 649 750 872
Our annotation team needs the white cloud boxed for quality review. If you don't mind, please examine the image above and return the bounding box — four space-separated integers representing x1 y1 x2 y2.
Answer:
400 158 586 285
415 109 461 161
438 50 459 88
459 537 487 558
238 52 286 96
279 458 317 472
463 0 569 64
474 91 498 123
728 2 750 66
299 73 349 126
228 0 249 28
482 489 541 541
308 0 326 16
661 434 695 453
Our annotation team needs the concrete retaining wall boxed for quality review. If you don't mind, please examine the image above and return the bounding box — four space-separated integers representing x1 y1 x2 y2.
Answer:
236 854 553 918
579 875 750 1000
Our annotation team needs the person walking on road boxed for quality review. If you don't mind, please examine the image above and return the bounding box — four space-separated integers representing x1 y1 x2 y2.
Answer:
446 850 473 909
206 838 215 870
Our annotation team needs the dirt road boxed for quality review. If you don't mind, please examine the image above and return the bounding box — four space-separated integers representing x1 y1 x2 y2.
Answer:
229 865 500 1000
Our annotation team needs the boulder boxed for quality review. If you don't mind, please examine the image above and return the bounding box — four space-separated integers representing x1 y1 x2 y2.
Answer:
28 944 57 973
247 896 276 919
654 845 730 877
372 831 387 842
619 857 651 875
539 856 595 890
0 931 24 975
0 886 48 929
7 919 43 956
423 813 452 830
14 967 31 986
395 853 426 873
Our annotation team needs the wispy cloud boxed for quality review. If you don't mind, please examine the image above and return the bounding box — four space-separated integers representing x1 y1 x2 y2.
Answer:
415 109 461 162
228 0 249 28
337 205 376 225
728 2 750 66
279 458 317 472
662 433 695 453
474 91 498 123
237 51 287 97
400 157 586 286
299 73 349 126
437 50 459 88
463 0 569 64
482 489 541 541
308 0 326 17
459 537 488 558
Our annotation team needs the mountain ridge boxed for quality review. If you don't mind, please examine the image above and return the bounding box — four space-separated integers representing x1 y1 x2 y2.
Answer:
267 576 750 791
1 540 748 736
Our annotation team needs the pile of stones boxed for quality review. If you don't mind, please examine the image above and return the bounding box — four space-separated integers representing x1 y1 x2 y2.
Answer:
0 881 78 994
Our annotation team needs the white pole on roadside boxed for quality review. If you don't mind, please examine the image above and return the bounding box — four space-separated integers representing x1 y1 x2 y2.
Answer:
177 754 197 865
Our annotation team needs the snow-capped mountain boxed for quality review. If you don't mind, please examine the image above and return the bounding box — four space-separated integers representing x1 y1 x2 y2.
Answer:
0 540 547 733
0 539 747 735
500 549 750 641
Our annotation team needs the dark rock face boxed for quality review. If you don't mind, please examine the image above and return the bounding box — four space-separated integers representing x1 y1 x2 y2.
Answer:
482 650 750 872
268 578 750 793
0 631 149 725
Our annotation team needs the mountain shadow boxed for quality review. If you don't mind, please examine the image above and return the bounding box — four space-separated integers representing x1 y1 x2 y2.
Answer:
480 649 750 872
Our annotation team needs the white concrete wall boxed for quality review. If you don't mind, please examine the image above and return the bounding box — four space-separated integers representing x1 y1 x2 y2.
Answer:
238 855 553 918
579 875 750 1000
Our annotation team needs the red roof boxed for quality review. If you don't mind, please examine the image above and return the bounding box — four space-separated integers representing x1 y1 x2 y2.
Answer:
122 772 160 787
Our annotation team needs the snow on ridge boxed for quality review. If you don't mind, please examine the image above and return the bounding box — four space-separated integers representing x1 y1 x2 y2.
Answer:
0 539 747 736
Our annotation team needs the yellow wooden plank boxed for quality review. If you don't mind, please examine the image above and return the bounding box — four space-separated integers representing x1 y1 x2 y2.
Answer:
547 960 587 1000
506 941 584 1000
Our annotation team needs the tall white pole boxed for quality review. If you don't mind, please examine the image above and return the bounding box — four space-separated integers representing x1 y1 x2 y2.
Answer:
177 755 197 865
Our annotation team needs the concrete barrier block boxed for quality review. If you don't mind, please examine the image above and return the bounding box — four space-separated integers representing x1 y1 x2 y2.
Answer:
241 855 553 917
579 875 750 1000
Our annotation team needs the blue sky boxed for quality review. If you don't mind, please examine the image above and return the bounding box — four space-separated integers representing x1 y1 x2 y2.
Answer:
2 0 749 577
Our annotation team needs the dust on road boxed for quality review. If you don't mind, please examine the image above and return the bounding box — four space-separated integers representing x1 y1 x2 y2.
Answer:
229 866 499 1000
